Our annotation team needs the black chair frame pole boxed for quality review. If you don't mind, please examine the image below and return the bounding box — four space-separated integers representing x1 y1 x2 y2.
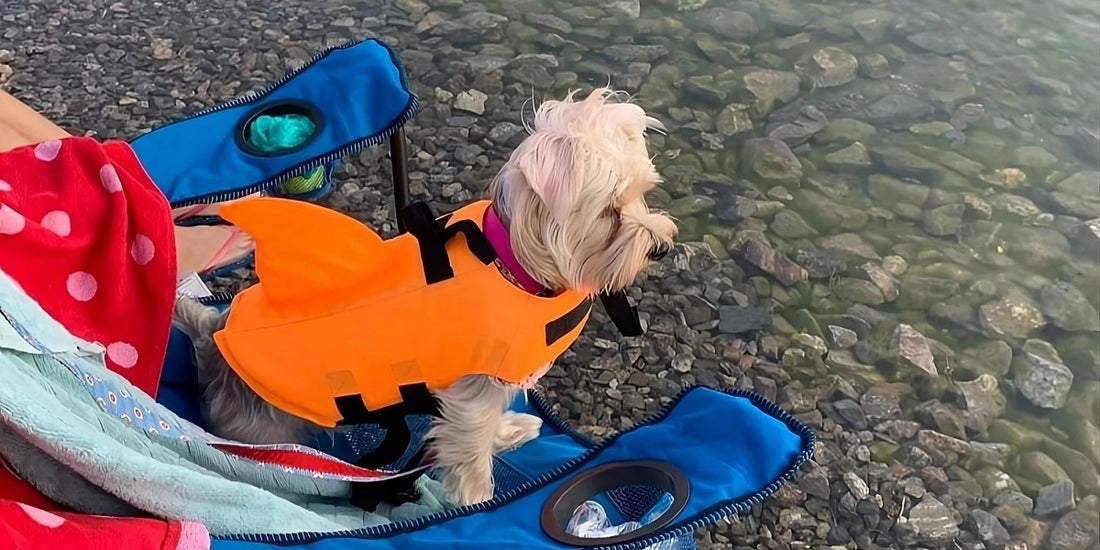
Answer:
389 127 410 233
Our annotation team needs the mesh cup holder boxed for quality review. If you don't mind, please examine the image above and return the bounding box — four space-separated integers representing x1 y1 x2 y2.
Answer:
234 99 324 157
539 460 690 547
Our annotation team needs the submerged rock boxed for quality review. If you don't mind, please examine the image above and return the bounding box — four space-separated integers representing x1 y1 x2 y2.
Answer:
732 231 808 286
966 509 1010 547
743 70 801 116
1035 479 1076 518
769 210 817 239
1012 339 1074 409
898 275 960 310
824 142 871 171
1052 171 1100 214
828 325 859 349
765 103 828 147
816 117 876 144
980 297 1046 340
718 306 772 335
861 94 936 127
686 8 759 41
834 278 885 306
958 340 1014 377
906 30 969 54
956 374 1006 433
871 147 946 182
1040 281 1100 332
868 174 929 206
860 262 898 301
1047 495 1100 550
891 324 938 376
743 138 803 185
716 103 753 136
795 46 857 88
859 53 890 79
923 204 966 236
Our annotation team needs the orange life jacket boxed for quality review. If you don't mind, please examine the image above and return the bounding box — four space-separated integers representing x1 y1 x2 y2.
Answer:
212 197 592 428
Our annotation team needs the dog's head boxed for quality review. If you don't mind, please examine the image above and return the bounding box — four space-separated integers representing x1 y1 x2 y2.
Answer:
488 88 677 294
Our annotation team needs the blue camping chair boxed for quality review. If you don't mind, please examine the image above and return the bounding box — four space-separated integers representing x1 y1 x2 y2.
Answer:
131 38 815 550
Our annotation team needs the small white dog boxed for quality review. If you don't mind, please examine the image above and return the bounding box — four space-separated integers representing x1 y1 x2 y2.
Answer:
172 87 676 506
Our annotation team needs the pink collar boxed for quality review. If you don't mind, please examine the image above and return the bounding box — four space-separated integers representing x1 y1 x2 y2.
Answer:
483 206 547 295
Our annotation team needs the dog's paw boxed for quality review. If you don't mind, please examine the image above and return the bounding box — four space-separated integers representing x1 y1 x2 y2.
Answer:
441 460 495 506
493 411 543 453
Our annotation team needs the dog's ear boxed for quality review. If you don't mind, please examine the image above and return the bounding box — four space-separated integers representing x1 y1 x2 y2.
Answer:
513 133 582 221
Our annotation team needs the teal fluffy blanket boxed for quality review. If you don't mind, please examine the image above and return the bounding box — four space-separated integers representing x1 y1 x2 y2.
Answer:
0 267 450 536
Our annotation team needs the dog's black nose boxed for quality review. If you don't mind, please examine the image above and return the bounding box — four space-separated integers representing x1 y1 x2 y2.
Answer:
648 243 670 261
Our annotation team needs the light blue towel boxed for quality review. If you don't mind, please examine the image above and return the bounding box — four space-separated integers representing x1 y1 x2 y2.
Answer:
0 267 451 536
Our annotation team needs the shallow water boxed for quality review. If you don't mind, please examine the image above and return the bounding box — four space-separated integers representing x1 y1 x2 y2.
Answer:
3 0 1100 547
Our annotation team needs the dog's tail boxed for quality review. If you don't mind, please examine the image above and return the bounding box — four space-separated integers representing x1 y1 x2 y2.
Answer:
171 295 226 341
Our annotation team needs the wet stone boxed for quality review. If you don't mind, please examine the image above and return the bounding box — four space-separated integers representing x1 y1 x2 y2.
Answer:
793 248 848 279
860 262 897 301
1034 479 1076 518
955 375 1006 433
1027 75 1073 97
1039 281 1100 333
686 8 759 41
1012 339 1074 409
827 325 858 349
980 297 1046 340
1047 495 1100 550
819 233 879 260
817 117 877 145
1020 451 1070 487
906 496 961 546
742 138 803 185
906 30 969 54
1043 439 1100 494
833 278 886 306
742 69 801 116
967 509 1010 547
716 103 753 136
871 147 947 183
832 398 868 429
765 103 828 147
824 142 871 171
923 204 966 236
717 306 772 335
861 94 936 127
891 324 938 376
769 210 818 239
844 471 871 500
795 46 858 88
733 231 809 286
861 382 909 424
859 53 889 79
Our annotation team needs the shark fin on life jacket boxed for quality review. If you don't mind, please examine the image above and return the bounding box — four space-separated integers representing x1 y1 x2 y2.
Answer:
217 197 388 307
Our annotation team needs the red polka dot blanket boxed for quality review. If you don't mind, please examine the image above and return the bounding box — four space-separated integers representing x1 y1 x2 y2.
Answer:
0 136 175 397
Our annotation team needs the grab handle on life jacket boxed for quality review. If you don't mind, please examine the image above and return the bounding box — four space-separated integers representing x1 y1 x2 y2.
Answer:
402 201 497 285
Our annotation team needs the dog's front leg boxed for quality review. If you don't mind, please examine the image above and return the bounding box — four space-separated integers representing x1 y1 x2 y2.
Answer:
427 374 514 506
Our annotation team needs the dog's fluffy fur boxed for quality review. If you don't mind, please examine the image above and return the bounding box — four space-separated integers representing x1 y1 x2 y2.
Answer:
172 87 676 506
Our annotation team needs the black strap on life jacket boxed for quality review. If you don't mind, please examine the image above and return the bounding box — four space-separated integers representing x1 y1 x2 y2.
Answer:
336 382 439 512
598 290 645 337
402 201 497 285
